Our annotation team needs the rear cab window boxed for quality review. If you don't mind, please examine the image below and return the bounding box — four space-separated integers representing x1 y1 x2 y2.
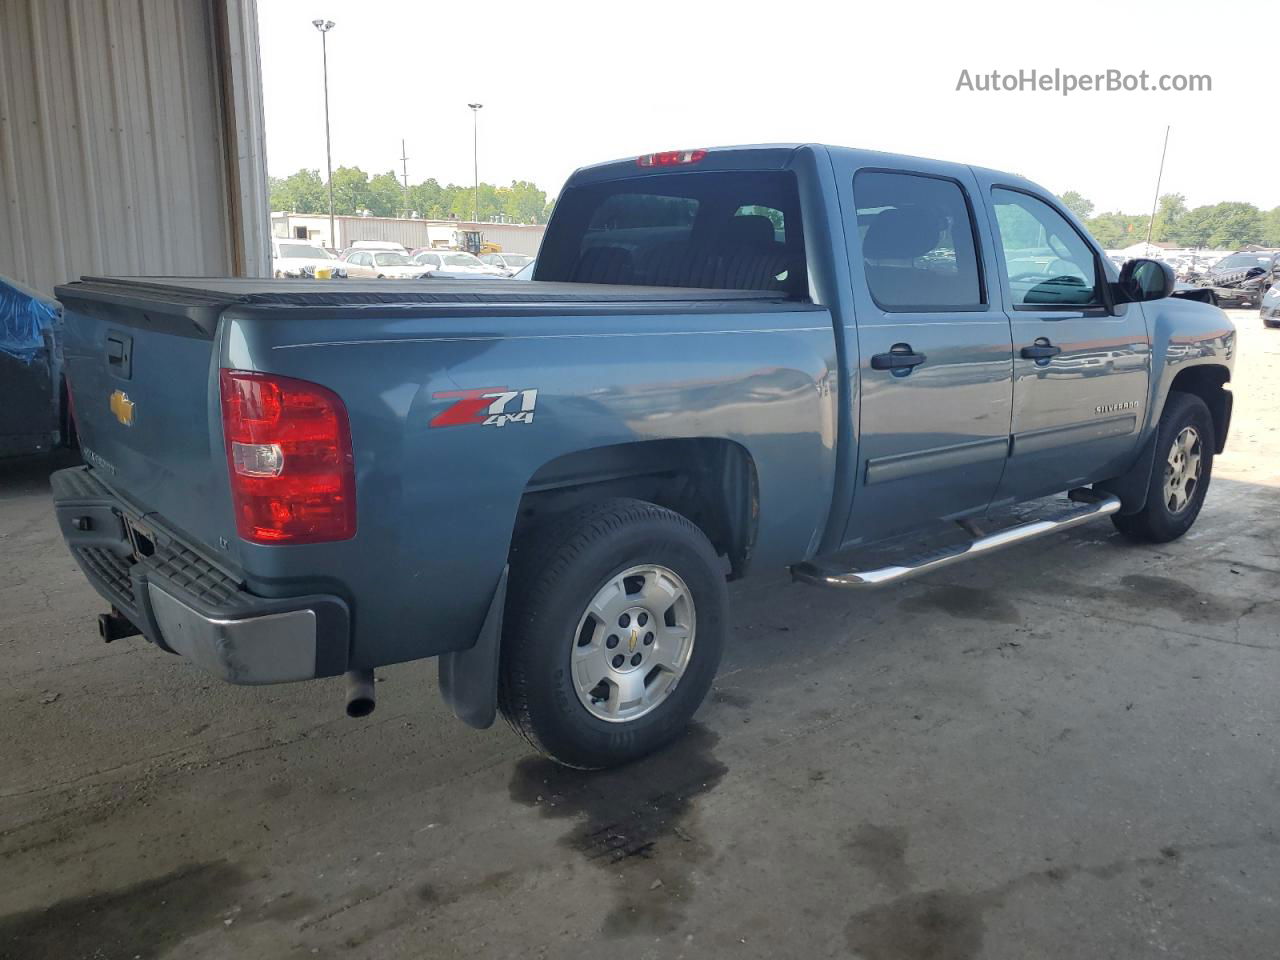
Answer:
536 171 808 297
853 170 985 312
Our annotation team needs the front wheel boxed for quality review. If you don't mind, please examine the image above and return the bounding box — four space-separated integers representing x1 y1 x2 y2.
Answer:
1111 391 1215 543
499 498 727 769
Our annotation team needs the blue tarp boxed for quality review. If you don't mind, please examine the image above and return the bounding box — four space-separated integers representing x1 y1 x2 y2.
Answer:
1 275 60 364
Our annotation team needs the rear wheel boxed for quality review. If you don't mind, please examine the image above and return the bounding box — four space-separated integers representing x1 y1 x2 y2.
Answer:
1111 391 1214 543
499 498 726 769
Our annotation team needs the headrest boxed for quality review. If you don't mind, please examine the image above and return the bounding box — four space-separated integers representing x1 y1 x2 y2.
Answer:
724 214 777 250
862 207 942 261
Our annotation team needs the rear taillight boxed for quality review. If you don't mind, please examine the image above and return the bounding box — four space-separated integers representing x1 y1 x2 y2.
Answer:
219 370 356 544
636 149 707 168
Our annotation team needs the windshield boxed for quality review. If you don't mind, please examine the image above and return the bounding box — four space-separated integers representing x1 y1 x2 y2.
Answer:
374 253 411 266
444 253 483 267
411 253 439 264
278 244 332 259
503 254 533 267
1217 254 1271 269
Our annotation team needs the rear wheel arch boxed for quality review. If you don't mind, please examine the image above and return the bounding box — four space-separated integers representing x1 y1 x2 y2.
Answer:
513 438 759 579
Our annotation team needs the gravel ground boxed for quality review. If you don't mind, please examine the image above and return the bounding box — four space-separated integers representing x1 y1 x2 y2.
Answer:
1 309 1277 960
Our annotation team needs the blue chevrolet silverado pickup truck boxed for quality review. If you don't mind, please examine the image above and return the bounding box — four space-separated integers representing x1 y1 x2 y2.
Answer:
52 144 1235 768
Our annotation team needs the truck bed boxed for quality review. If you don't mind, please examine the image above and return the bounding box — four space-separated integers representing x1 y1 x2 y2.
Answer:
57 277 800 337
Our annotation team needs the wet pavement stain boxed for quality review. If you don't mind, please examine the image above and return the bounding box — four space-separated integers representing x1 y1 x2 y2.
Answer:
846 889 995 960
0 861 248 960
912 585 1022 625
710 688 751 710
842 825 1221 960
508 724 727 938
1116 574 1237 624
847 824 914 892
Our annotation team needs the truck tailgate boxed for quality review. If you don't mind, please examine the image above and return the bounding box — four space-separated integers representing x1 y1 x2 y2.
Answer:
57 282 228 550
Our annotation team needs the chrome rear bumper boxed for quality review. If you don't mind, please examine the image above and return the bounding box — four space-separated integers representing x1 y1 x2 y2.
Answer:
148 584 319 685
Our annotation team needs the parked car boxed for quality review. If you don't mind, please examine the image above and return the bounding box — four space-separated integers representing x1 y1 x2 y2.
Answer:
480 252 535 276
1189 250 1279 308
410 250 506 277
1262 284 1280 327
52 143 1235 770
271 239 346 279
346 240 407 254
341 250 432 279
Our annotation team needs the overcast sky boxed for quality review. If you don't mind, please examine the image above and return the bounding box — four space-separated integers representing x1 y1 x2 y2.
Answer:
258 0 1276 214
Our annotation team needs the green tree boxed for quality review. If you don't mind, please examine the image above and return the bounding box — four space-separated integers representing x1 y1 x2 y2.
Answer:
1058 191 1094 220
366 170 405 217
498 180 551 223
1262 206 1280 247
1150 193 1187 243
407 178 447 219
1171 202 1263 248
1083 212 1149 249
268 168 325 213
330 166 373 216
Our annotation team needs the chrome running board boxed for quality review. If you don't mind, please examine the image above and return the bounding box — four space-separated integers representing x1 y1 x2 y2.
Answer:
791 490 1121 590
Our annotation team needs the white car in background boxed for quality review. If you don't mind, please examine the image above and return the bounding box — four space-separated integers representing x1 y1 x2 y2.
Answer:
341 250 432 279
410 250 506 277
272 239 346 278
346 240 408 254
480 252 534 276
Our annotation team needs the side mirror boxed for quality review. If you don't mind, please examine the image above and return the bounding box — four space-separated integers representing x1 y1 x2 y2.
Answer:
1114 258 1175 303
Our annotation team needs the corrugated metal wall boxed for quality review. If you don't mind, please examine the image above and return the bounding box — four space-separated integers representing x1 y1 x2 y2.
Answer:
0 0 268 297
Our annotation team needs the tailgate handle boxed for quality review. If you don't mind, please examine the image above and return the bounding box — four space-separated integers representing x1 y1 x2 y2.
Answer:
105 332 132 379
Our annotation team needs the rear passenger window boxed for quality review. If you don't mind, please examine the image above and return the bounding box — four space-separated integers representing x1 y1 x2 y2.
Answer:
991 189 1101 308
853 171 984 311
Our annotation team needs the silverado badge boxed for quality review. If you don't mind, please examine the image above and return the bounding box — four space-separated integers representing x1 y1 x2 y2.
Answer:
109 389 135 427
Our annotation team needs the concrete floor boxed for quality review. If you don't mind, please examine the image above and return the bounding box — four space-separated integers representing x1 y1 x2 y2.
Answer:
1 309 1277 960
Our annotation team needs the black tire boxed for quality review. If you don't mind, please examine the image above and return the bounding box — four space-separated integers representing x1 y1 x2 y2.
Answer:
498 498 727 769
1111 391 1214 544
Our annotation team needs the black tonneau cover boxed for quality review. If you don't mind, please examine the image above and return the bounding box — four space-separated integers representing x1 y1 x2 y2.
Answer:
56 276 796 338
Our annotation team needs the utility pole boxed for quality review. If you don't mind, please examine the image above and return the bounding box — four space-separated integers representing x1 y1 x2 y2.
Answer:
467 103 483 224
312 19 337 247
399 138 410 217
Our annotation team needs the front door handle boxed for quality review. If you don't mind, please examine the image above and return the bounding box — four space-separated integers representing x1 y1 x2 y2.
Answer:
870 344 927 371
1021 338 1062 361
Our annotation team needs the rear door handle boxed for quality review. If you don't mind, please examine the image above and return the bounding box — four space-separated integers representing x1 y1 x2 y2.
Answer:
1021 339 1062 360
870 345 926 371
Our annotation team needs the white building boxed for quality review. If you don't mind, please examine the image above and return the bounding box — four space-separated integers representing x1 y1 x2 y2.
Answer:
271 213 546 257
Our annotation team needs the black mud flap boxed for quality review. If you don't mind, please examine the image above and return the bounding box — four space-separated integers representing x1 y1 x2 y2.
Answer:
1095 429 1158 515
437 566 507 729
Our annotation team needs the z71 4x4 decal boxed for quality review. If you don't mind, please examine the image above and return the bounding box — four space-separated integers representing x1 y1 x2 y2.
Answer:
430 387 539 428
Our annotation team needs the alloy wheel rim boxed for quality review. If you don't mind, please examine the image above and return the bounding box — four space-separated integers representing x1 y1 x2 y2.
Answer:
1163 425 1202 514
570 564 696 723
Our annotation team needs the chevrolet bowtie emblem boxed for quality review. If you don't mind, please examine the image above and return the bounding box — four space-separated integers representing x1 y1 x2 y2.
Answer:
629 630 638 653
110 389 135 427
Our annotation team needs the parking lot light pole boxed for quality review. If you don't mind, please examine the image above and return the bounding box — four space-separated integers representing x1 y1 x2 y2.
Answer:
313 19 337 248
468 103 483 224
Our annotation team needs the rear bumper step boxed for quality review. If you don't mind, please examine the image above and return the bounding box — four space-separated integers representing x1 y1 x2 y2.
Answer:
51 465 350 684
792 490 1121 589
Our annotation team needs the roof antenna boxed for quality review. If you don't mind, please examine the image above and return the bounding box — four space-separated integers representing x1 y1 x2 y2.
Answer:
1144 125 1171 253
